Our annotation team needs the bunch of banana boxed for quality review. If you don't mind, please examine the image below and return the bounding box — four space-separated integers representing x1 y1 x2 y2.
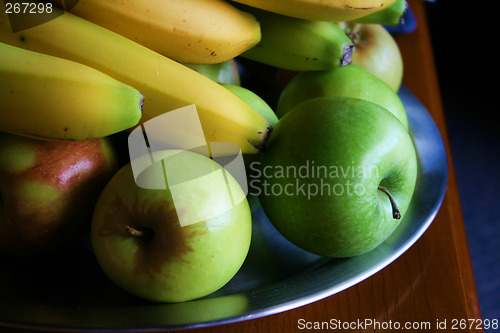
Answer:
0 2 272 154
229 0 397 22
66 0 261 65
236 5 354 71
0 42 143 141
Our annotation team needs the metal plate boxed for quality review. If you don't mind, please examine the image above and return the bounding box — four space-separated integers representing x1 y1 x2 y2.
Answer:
0 86 448 331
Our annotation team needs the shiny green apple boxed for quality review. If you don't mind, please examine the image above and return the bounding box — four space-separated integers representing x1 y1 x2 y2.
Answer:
276 64 408 129
91 149 252 303
0 132 118 256
257 96 418 257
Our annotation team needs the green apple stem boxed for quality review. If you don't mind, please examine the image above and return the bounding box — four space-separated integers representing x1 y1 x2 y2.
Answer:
125 225 145 237
378 186 401 220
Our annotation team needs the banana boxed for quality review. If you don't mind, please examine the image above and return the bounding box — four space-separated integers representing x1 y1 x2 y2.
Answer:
66 0 261 65
0 3 272 154
229 0 396 22
237 5 354 71
0 42 143 141
350 0 407 25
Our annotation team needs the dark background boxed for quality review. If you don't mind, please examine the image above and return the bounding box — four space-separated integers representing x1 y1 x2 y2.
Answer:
424 0 499 321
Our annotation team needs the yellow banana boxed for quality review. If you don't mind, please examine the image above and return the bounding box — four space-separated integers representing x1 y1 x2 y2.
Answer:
229 0 397 22
67 0 261 65
0 42 143 141
0 3 272 154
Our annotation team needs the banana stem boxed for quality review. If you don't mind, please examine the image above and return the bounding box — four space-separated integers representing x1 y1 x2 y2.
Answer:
341 44 354 66
256 126 273 152
378 186 401 219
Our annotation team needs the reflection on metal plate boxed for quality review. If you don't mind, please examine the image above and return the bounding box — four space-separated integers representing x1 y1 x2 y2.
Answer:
0 86 448 331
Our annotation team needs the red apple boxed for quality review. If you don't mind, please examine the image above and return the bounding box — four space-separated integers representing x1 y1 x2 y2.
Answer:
0 132 119 256
338 22 403 91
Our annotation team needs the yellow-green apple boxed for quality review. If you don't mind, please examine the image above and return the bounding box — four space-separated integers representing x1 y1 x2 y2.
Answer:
257 96 417 257
91 149 252 303
0 132 119 256
276 64 408 129
338 22 403 91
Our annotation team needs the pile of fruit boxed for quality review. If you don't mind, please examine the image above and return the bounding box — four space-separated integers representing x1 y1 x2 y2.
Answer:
0 0 417 304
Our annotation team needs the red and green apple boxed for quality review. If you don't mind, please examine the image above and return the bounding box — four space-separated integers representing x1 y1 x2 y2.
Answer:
0 132 119 256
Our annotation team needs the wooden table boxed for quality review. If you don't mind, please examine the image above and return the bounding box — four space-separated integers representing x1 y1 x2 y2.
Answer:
2 1 483 332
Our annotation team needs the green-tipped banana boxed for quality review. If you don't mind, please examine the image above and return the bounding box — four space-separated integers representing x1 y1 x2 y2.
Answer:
350 0 407 25
0 42 143 141
0 2 271 154
237 5 354 71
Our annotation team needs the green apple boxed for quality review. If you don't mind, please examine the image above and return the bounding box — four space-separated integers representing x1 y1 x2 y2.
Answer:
183 59 241 85
91 149 252 303
276 64 408 128
338 22 403 91
219 82 279 127
0 132 119 256
276 65 408 129
256 96 417 257
218 82 279 213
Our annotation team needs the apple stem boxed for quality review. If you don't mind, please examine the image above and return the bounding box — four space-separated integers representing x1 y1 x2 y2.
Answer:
125 225 144 237
378 186 402 220
347 32 359 45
